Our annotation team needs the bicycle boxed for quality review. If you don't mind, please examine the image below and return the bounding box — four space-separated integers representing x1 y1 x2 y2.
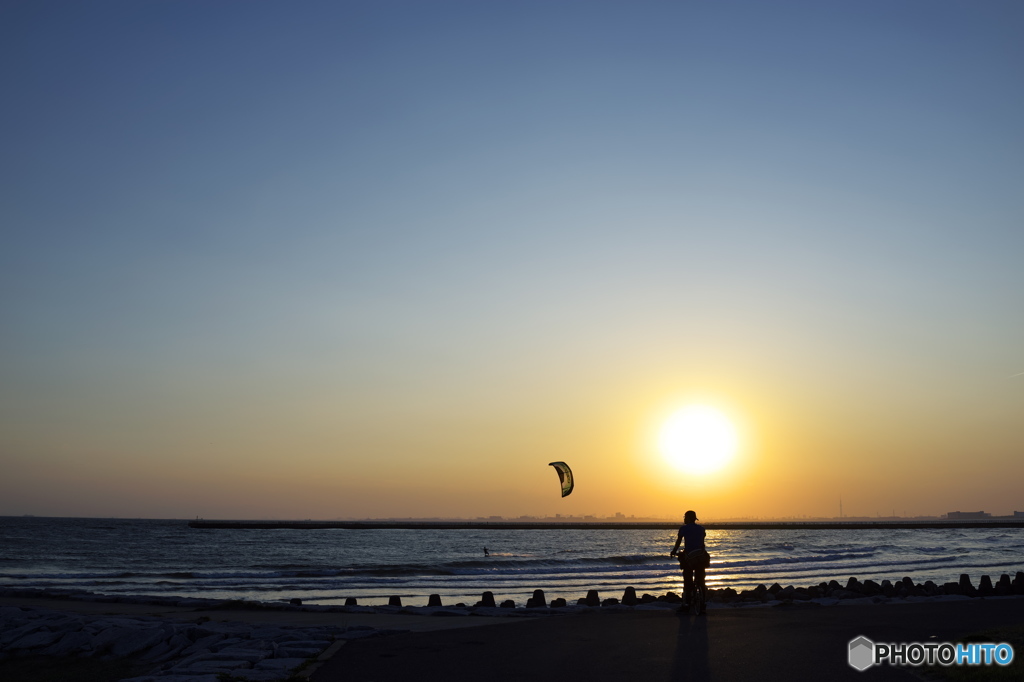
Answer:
672 549 709 615
690 580 706 616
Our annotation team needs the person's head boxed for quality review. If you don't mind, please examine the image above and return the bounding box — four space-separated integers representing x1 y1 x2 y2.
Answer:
684 510 698 524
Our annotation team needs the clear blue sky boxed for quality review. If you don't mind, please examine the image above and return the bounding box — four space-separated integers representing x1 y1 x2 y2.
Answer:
2 1 1022 519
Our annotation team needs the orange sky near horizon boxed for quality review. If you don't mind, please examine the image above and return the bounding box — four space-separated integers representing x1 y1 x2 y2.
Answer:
4 352 1021 520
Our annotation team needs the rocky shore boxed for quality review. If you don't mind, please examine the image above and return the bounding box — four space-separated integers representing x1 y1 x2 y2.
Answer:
698 570 1024 605
1 572 1022 681
0 592 403 682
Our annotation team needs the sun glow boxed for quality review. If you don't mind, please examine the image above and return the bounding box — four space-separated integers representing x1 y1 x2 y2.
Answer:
659 405 738 474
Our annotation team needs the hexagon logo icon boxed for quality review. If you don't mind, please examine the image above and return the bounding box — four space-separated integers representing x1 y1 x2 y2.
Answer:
848 636 874 671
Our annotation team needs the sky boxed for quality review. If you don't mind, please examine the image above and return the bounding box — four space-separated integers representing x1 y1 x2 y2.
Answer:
1 0 1022 520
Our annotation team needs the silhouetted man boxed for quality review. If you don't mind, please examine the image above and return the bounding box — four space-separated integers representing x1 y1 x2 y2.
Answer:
670 509 709 614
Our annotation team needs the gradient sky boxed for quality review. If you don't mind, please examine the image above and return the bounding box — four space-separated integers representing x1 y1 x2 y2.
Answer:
2 1 1022 520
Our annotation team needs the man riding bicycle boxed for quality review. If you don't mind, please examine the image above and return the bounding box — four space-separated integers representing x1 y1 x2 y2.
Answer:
670 510 709 614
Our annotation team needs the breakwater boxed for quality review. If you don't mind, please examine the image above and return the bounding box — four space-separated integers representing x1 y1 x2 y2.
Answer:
187 520 1024 530
334 570 1024 608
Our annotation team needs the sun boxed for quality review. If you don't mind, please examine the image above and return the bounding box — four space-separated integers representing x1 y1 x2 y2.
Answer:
659 405 738 474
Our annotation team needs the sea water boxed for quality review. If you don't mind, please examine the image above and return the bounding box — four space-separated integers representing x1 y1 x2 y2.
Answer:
1 517 1022 607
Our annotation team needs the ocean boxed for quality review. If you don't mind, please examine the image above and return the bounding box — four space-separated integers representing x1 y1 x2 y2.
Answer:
2 517 1022 607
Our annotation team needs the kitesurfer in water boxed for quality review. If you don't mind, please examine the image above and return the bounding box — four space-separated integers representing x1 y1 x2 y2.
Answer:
670 510 709 614
484 547 489 557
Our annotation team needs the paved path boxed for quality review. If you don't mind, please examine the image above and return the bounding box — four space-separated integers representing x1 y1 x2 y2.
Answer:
312 599 1024 682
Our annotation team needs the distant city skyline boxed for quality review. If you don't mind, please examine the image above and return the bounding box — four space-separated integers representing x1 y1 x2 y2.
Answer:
10 507 1024 522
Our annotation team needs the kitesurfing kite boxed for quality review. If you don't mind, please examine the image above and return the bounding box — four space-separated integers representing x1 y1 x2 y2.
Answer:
548 461 574 498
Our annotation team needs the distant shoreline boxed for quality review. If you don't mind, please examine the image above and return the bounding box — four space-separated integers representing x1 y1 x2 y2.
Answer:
187 519 1024 530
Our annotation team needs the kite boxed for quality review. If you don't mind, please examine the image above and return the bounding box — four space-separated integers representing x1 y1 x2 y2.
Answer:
548 461 574 498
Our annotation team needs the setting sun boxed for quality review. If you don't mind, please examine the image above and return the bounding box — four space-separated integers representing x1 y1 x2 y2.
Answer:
659 405 738 475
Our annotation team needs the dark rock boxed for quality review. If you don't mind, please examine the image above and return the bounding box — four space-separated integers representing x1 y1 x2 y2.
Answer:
753 584 768 595
846 577 863 593
111 628 165 658
289 598 302 605
278 646 326 658
585 590 600 607
42 631 93 657
768 583 783 595
577 598 588 606
500 600 515 609
344 598 357 606
717 587 737 602
978 576 994 596
184 632 227 653
923 581 940 596
861 580 881 596
665 592 682 604
833 589 863 600
602 598 619 606
621 587 638 606
9 630 64 651
476 592 496 608
640 593 656 603
655 595 668 603
136 636 188 664
827 580 842 592
388 596 402 607
959 574 977 597
880 580 894 597
806 586 823 599
531 589 546 608
997 575 1013 595
91 627 141 654
737 590 759 602
0 624 45 649
428 594 442 607
257 657 317 671
899 577 923 596
43 616 84 633
549 598 567 608
942 582 961 595
1013 572 1024 595
455 603 466 608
